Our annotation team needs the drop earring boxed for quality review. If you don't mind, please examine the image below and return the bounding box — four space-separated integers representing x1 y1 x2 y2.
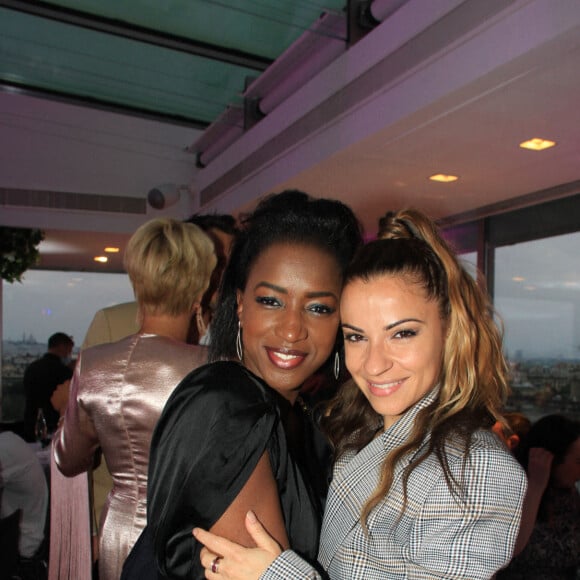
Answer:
195 308 207 339
333 351 340 380
236 321 243 362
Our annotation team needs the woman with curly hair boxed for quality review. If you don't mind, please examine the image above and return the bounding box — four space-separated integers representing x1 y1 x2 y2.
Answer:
195 208 527 580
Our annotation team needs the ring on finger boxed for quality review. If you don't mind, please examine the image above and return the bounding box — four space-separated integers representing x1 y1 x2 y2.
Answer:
211 556 222 574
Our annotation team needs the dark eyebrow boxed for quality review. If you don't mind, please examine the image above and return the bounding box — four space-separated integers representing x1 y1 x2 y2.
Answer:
254 282 338 301
341 318 423 332
307 291 339 300
254 282 286 293
341 323 363 332
386 318 423 330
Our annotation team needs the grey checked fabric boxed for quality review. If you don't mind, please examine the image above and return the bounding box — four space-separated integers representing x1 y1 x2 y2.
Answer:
262 388 527 580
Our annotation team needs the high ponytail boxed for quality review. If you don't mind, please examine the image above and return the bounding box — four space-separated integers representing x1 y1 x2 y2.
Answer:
325 208 509 527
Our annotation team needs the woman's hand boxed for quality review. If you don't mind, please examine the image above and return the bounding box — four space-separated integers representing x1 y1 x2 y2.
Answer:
194 511 283 579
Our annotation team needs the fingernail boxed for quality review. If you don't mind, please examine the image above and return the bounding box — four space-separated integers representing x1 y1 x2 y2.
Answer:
192 528 199 538
246 510 257 523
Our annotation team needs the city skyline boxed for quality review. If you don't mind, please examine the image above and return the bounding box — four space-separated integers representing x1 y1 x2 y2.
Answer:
2 270 134 347
2 230 580 358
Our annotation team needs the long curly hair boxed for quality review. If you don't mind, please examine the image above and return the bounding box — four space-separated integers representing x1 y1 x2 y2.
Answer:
322 208 509 525
208 190 363 363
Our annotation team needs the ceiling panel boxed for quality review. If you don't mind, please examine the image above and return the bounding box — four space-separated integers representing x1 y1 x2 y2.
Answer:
0 1 347 127
38 0 347 59
0 6 260 125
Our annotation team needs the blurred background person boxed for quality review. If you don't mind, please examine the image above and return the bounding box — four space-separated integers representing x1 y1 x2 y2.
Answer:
82 213 237 350
492 411 532 452
184 212 238 345
0 430 49 577
22 332 74 442
81 212 236 576
52 218 216 580
498 414 580 579
82 302 140 351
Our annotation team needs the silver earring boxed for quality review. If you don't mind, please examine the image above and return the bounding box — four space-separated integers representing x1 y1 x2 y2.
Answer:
333 351 340 380
236 321 243 362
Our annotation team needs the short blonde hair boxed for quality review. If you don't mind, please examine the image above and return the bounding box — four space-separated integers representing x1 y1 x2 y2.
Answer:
124 218 217 317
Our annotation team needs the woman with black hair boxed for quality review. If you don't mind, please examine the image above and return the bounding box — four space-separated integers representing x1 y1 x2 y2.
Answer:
126 191 362 580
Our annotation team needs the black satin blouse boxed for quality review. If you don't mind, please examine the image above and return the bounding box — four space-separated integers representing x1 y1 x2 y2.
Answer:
147 361 322 579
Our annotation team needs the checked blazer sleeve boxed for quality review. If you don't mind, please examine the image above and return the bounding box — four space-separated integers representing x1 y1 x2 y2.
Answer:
260 389 527 580
404 434 527 579
261 550 325 580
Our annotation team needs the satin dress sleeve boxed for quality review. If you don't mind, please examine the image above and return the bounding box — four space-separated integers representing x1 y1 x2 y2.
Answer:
147 361 279 579
53 355 100 475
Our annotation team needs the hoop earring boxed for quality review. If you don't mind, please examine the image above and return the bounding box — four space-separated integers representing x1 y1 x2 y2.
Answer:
236 321 243 362
333 351 340 380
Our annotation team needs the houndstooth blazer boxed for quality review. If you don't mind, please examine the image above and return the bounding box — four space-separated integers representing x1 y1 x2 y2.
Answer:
261 388 527 580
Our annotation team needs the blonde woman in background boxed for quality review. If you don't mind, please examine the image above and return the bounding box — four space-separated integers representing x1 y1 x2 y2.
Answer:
53 218 216 580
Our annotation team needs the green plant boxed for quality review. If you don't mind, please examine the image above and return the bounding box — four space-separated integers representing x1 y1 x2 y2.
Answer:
0 227 45 283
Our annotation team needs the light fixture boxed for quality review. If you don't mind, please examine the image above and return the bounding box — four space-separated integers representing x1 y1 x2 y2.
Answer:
519 138 556 151
104 247 120 253
94 256 108 263
512 276 525 282
188 11 347 166
369 0 412 21
429 174 458 183
147 184 193 210
244 12 347 116
190 107 244 168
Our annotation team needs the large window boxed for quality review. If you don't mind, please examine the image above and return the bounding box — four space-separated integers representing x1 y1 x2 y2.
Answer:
494 232 580 422
444 192 580 422
1 270 133 421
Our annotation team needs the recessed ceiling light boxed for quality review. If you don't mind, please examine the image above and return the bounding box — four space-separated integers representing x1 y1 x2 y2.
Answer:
512 276 525 282
429 174 458 183
94 256 108 263
519 138 556 151
104 247 120 253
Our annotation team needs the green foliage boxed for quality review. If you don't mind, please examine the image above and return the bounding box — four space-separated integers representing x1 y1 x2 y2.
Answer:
0 227 45 283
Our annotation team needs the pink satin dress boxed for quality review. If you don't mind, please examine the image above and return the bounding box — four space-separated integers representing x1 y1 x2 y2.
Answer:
54 333 207 580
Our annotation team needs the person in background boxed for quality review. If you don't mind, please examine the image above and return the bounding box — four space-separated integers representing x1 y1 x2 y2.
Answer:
194 208 527 580
82 212 237 574
82 302 139 350
498 414 580 579
122 191 363 580
492 411 532 452
83 213 237 351
22 332 74 441
53 218 216 580
82 302 140 576
185 213 238 345
0 430 49 573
